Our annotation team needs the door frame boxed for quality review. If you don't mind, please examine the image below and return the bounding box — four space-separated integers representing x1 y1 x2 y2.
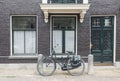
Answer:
50 15 78 56
91 15 116 64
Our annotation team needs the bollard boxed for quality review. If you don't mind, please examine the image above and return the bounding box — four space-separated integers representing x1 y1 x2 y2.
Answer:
38 54 43 62
38 54 43 73
88 54 94 75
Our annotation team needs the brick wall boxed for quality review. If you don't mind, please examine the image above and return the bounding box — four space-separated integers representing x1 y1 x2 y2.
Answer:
0 0 120 63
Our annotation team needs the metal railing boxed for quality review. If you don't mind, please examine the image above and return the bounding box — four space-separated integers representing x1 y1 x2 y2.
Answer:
48 0 83 4
42 0 88 4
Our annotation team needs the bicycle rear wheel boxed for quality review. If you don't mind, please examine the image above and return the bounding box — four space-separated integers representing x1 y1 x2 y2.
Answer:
67 58 85 76
37 57 56 76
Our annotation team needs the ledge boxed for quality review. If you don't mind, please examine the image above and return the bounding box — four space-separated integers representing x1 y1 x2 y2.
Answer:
40 4 90 23
8 55 38 59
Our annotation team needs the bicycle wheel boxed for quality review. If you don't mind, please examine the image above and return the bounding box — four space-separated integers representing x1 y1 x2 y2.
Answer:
37 57 56 76
67 58 85 76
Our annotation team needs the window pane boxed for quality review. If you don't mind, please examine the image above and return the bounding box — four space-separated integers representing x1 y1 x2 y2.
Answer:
13 31 24 54
65 31 75 53
25 31 36 53
104 18 112 27
103 30 112 50
92 18 100 27
12 16 36 30
92 30 101 51
53 17 75 30
53 30 62 53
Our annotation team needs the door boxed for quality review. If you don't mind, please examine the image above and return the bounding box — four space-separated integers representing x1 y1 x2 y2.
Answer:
52 16 76 54
91 16 114 62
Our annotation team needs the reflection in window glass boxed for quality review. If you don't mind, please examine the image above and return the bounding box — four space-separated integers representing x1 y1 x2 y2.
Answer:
53 17 75 30
104 19 111 27
12 16 36 30
92 18 100 27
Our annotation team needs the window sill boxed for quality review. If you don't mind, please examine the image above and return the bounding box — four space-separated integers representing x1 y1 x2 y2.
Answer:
9 55 38 59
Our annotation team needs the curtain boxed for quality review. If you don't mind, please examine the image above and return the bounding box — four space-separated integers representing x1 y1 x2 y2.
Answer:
14 31 24 54
25 31 36 53
53 30 62 53
65 31 75 53
13 31 36 54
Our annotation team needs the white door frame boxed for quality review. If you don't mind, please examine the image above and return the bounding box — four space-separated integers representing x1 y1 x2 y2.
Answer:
91 15 116 64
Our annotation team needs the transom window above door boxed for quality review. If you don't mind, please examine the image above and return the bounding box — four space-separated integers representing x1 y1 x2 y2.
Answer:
12 16 37 55
53 17 76 30
52 16 76 54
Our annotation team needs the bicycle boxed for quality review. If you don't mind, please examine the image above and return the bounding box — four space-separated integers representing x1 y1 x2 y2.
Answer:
37 50 85 76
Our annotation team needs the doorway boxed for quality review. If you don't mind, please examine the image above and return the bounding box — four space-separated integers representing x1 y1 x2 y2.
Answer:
91 16 114 63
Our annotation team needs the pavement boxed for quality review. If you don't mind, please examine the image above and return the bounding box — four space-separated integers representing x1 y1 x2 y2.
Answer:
0 66 120 81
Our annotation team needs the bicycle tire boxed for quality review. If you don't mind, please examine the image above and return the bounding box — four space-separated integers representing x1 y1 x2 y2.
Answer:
37 57 56 76
67 58 85 76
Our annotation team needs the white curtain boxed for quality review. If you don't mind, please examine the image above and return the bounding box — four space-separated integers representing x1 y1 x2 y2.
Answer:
65 31 75 53
14 31 24 54
13 31 36 54
25 31 36 53
53 30 62 53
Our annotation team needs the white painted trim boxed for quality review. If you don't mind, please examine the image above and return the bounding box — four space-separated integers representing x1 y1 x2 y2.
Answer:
50 15 52 56
36 16 39 55
91 15 116 17
89 14 91 54
10 16 12 56
91 15 116 65
83 0 88 4
113 15 116 65
50 15 78 56
76 15 78 55
10 15 38 57
42 0 47 4
8 56 38 59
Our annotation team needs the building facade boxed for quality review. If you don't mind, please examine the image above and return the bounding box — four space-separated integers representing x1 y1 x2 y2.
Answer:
0 0 120 66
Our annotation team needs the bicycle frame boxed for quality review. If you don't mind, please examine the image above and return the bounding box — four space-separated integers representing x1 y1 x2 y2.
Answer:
50 50 81 71
37 50 85 76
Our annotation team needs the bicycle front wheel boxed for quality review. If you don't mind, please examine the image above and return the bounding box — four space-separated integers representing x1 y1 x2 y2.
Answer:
67 59 85 76
37 57 56 76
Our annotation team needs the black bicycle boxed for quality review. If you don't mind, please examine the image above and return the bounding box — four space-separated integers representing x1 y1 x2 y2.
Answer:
37 50 85 76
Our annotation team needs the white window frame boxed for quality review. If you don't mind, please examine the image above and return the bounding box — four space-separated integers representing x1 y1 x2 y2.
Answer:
50 15 78 57
10 15 38 58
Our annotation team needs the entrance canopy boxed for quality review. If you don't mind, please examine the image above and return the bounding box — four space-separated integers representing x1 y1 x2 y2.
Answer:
40 0 90 23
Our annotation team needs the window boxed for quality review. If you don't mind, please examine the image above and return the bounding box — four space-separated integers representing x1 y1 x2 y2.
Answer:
12 16 37 55
52 16 76 54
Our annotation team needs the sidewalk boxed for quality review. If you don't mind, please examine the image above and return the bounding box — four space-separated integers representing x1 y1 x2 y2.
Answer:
0 66 120 81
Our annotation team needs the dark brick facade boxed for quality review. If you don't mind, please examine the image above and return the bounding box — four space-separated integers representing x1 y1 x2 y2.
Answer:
0 0 120 63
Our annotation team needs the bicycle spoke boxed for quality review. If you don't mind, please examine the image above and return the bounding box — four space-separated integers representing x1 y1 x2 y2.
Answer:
37 57 56 76
67 59 85 76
